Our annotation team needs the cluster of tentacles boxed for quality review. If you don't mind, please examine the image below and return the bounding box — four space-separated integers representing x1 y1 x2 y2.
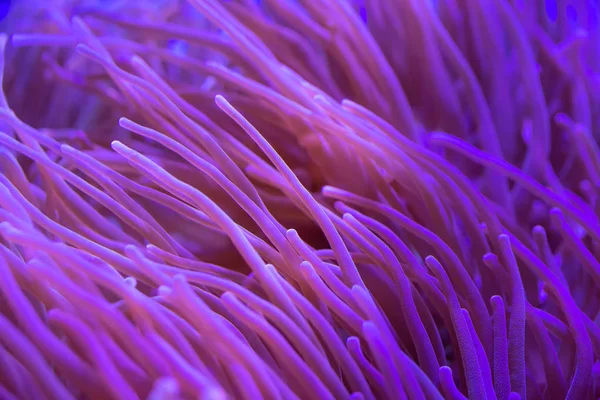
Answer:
1 0 600 399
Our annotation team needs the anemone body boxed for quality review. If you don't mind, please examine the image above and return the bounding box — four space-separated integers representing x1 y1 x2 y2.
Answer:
1 0 600 399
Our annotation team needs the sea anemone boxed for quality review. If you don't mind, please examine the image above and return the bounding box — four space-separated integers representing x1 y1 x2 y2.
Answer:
1 0 600 399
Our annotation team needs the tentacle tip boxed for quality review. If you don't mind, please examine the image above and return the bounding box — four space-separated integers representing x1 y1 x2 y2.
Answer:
110 140 124 150
214 94 227 106
532 225 545 235
285 228 298 238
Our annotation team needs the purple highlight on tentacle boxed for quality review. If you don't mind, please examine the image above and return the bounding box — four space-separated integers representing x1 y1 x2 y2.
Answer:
491 295 511 400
